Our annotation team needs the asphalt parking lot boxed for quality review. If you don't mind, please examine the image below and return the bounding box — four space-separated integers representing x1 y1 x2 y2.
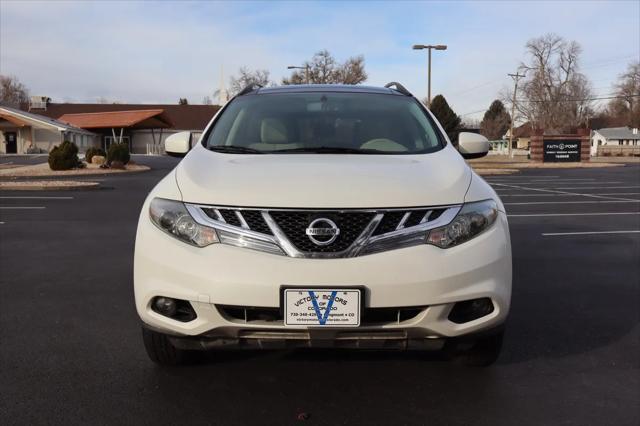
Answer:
1 156 638 425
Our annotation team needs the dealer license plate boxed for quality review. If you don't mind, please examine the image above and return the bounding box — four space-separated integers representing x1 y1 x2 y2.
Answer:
283 289 361 327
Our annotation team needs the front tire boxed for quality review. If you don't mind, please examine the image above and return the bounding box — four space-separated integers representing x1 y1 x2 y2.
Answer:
142 327 190 366
444 330 504 367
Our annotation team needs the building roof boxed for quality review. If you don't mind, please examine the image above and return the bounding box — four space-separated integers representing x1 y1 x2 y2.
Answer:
513 122 533 138
595 126 640 141
0 105 95 135
59 109 172 129
23 103 220 131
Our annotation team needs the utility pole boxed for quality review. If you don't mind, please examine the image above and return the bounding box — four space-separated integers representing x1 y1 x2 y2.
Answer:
508 72 525 158
412 44 447 107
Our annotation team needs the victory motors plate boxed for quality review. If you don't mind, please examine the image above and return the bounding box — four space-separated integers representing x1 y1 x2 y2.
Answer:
283 289 361 327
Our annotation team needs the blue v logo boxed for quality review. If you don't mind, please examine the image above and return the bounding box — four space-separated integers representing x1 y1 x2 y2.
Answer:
309 291 337 325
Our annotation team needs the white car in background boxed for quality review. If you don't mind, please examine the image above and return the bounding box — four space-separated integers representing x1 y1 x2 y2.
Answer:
134 83 512 366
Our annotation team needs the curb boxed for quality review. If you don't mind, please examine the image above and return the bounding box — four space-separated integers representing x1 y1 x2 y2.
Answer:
0 181 101 191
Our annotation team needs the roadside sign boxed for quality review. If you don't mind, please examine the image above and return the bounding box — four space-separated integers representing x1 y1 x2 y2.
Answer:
543 139 581 162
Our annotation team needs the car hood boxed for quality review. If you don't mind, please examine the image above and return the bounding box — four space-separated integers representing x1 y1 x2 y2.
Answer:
175 144 471 208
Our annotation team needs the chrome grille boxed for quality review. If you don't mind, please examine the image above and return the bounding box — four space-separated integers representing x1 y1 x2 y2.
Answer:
270 211 375 253
185 204 462 258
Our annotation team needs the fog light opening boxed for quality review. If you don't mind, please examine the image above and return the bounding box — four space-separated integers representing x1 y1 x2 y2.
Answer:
151 296 197 322
448 298 494 324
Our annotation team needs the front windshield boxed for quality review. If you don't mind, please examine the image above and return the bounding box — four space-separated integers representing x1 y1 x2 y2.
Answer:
204 92 444 154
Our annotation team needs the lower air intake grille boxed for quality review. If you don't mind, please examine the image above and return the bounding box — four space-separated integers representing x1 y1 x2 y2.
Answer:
217 305 426 325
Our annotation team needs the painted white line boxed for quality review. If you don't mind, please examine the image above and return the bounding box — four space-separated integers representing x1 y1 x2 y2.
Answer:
553 186 640 190
0 206 46 210
597 192 640 196
505 200 640 205
493 183 638 202
0 196 74 200
499 193 640 197
494 181 623 186
500 192 640 198
486 176 560 179
0 222 4 224
489 179 595 183
509 212 640 217
542 230 640 236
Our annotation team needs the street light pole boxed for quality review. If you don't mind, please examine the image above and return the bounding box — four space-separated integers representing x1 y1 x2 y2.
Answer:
412 44 447 107
287 65 310 84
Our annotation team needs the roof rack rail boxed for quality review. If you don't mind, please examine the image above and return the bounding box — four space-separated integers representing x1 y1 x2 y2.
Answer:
384 82 412 96
237 83 263 96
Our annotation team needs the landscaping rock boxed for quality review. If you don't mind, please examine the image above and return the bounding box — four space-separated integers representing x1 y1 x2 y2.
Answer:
92 155 106 165
110 160 125 170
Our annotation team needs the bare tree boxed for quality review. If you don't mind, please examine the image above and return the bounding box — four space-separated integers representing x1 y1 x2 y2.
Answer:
609 61 640 127
282 50 367 85
0 75 29 107
202 95 213 105
228 67 272 96
506 34 593 133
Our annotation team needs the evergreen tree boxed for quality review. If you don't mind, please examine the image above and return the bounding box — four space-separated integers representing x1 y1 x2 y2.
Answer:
480 100 511 140
429 95 461 143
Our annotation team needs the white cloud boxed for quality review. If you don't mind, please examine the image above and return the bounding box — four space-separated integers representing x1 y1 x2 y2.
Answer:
1 0 637 114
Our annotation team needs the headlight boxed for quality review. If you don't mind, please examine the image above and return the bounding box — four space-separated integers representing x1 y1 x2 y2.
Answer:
149 198 219 247
426 200 498 249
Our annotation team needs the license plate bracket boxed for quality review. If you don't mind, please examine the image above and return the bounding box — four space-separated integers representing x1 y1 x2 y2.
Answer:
281 286 363 327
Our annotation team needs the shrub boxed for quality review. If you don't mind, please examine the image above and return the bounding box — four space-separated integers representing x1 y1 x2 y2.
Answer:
48 141 81 171
107 142 130 165
85 147 106 164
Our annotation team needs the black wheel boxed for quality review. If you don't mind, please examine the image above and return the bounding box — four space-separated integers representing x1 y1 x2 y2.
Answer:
142 327 191 366
444 330 504 367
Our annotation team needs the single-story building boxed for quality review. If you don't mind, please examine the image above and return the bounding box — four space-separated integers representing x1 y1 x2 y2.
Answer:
0 105 99 154
503 123 533 150
22 102 220 154
591 126 640 156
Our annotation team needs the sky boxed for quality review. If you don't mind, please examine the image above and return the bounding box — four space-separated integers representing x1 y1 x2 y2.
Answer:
1 0 638 121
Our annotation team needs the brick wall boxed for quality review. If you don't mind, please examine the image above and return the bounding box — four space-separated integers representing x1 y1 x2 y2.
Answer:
530 130 591 162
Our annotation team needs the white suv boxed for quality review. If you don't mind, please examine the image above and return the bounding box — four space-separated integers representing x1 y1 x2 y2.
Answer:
134 83 512 366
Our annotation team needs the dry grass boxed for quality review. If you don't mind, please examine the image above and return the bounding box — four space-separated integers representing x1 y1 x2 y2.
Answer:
0 162 149 177
0 180 100 190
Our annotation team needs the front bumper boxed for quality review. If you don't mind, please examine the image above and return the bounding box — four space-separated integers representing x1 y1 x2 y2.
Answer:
134 211 512 345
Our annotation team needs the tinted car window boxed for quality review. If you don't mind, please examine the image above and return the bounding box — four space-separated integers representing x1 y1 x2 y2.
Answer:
205 92 444 154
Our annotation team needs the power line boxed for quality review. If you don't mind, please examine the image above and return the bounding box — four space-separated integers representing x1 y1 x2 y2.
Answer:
460 108 489 116
515 94 640 103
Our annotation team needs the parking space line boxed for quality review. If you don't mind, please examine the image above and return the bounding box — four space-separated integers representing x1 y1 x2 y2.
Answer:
492 183 639 202
0 206 46 210
553 186 640 190
0 196 74 200
493 181 623 186
509 212 640 217
542 230 640 236
486 175 560 179
499 193 640 197
488 179 594 182
505 200 640 205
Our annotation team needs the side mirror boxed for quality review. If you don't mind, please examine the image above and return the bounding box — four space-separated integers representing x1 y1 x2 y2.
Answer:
458 132 490 159
165 131 191 157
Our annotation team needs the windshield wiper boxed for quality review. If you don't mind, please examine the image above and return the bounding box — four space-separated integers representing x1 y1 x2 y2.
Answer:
272 146 382 154
208 145 264 154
